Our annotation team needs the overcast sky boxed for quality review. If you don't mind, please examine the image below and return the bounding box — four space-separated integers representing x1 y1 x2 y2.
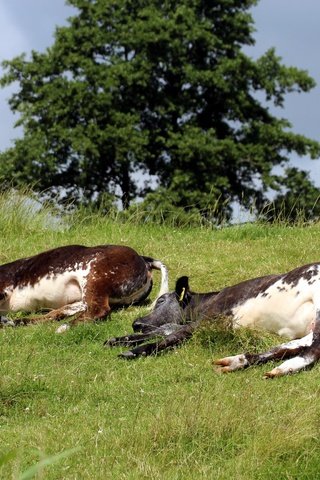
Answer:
1 0 320 184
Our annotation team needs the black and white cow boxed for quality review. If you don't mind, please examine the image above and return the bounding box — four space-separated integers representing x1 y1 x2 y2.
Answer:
0 244 168 332
106 263 320 377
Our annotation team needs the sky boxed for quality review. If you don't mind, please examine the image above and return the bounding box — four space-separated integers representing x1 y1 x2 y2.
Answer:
0 0 320 185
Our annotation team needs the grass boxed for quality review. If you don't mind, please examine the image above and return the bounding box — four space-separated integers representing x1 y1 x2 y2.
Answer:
0 191 320 478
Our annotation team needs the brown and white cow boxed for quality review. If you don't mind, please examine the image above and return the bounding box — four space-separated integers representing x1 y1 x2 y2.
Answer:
106 264 320 377
0 244 168 332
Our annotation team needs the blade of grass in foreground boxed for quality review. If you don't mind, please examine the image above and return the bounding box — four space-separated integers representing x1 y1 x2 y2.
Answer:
18 447 80 480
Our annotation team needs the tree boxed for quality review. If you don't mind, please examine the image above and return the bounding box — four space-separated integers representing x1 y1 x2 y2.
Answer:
262 167 320 222
1 0 319 218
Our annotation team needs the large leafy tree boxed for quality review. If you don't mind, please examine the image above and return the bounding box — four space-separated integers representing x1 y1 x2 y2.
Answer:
1 0 319 217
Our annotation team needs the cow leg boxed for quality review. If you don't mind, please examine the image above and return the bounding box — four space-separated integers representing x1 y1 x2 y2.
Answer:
11 301 88 331
118 323 196 359
105 331 160 347
12 302 86 324
105 323 184 347
44 302 87 321
13 292 111 333
263 306 320 377
55 278 113 332
215 303 320 377
56 295 111 333
68 298 110 325
214 332 314 373
264 348 319 378
265 332 320 378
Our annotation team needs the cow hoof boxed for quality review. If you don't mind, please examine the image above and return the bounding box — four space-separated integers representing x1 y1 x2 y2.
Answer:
56 323 70 334
104 338 116 346
118 351 136 359
264 368 283 379
213 354 248 372
0 316 15 327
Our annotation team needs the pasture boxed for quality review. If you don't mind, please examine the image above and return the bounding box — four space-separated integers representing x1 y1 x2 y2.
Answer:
0 194 319 479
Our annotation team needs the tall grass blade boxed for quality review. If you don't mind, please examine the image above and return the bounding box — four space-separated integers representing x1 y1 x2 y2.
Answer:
18 448 80 480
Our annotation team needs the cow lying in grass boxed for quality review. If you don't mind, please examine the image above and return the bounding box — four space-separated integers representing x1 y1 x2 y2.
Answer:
106 264 320 377
0 244 168 333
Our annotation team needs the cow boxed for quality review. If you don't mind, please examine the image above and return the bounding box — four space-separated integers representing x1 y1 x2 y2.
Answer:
0 244 168 333
105 263 320 377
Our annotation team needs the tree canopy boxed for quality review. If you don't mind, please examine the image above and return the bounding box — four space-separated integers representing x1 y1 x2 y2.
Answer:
1 0 319 220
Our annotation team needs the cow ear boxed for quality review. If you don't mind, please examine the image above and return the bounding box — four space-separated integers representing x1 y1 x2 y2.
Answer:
175 276 189 303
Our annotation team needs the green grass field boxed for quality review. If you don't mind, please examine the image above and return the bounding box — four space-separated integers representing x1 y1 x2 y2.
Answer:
0 193 320 479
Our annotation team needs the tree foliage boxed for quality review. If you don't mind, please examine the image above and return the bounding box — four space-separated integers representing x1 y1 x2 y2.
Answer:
1 0 319 219
262 167 320 222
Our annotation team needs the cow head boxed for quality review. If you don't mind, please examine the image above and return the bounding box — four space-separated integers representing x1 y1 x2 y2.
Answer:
132 276 191 333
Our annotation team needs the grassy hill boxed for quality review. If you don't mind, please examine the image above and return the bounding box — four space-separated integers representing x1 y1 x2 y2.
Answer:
0 192 319 479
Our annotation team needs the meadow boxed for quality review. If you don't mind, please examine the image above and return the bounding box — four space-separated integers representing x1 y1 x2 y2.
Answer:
0 192 319 479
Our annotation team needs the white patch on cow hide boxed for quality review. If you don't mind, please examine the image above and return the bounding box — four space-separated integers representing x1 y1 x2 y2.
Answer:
232 274 320 339
5 261 93 313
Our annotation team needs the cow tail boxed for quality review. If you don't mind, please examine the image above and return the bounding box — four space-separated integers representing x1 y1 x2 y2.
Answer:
142 256 169 301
